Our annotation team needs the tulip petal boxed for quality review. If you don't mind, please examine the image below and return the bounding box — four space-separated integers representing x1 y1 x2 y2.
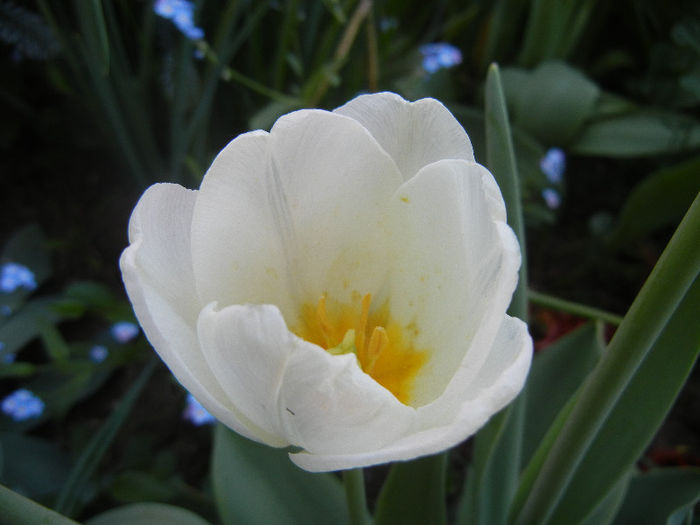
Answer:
191 111 403 317
334 92 474 181
386 159 521 406
290 315 531 472
197 303 415 456
120 184 281 445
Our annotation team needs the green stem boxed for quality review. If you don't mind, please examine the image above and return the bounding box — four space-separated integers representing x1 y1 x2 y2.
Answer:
343 468 368 525
528 290 624 326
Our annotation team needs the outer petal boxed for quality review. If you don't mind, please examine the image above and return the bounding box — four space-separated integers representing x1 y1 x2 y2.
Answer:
196 303 415 455
191 111 403 318
291 315 532 472
334 92 474 181
385 159 521 406
119 184 281 446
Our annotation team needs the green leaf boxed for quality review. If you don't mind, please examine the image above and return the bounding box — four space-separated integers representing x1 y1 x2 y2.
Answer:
608 155 700 247
578 472 629 525
0 433 72 498
211 425 349 525
109 470 179 504
0 297 65 356
85 503 211 525
522 323 603 464
505 61 600 146
54 360 156 517
546 279 700 523
458 402 524 525
512 194 700 525
613 469 700 525
0 483 79 525
485 63 528 321
571 111 700 157
374 453 447 525
458 63 527 525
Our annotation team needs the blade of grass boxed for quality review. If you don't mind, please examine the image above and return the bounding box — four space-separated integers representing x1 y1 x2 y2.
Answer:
512 193 700 525
54 359 157 517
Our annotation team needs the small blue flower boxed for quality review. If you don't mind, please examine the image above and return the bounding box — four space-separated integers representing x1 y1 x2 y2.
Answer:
0 262 37 293
154 0 205 41
1 305 11 316
540 147 566 184
419 43 462 74
89 344 109 363
2 353 15 364
542 188 561 209
1 389 44 421
111 321 139 343
183 393 216 426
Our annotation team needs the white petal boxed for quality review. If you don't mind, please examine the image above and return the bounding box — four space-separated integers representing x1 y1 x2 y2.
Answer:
290 315 532 472
385 160 521 406
334 92 474 181
191 111 403 318
120 184 279 445
196 303 414 455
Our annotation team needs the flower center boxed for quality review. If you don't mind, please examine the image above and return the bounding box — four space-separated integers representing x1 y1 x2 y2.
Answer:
293 292 426 405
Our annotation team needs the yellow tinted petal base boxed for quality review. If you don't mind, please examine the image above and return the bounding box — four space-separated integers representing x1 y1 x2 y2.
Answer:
293 292 427 405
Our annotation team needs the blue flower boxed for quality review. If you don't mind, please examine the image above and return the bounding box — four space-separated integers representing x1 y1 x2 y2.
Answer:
89 344 109 363
111 321 139 343
419 43 462 74
1 389 44 421
154 0 205 41
540 147 566 184
542 188 561 209
1 305 11 316
183 393 216 426
0 262 37 293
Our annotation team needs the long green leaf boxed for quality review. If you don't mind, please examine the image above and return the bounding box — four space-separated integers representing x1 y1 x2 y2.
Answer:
85 502 212 525
0 483 79 525
547 279 700 523
521 323 603 464
374 453 447 525
54 359 156 516
512 194 700 525
457 62 528 525
613 468 700 525
485 63 527 320
211 425 349 525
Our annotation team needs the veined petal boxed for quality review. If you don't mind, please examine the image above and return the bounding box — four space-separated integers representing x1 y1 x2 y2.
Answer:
191 131 295 318
290 315 531 472
386 159 521 407
191 111 403 317
196 303 414 453
120 184 280 445
334 92 474 182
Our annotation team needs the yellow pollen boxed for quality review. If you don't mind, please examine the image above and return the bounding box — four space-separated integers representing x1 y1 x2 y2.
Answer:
294 292 427 405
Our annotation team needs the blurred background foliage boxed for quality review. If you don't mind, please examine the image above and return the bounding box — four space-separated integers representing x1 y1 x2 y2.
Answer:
0 0 698 523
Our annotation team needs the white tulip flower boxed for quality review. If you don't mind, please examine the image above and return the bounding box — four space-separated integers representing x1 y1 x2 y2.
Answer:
120 92 532 472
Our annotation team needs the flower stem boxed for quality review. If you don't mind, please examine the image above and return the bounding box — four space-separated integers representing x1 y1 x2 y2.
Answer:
528 289 624 326
343 468 368 525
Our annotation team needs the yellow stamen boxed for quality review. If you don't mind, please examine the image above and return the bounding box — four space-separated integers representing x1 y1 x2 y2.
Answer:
365 326 389 373
294 291 427 405
355 293 371 363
